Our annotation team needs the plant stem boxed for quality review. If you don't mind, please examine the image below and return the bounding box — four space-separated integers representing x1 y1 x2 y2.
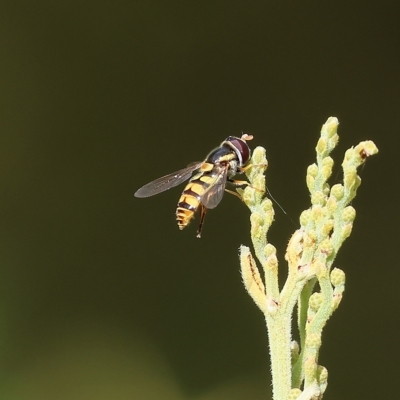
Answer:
265 312 292 400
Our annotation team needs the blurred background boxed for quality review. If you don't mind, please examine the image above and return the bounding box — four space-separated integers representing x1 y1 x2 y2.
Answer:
0 1 398 399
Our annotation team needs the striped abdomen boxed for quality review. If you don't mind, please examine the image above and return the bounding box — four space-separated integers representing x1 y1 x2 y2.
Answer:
176 165 216 230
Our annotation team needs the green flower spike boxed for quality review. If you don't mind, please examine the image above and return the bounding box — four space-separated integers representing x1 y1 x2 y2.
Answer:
239 117 378 400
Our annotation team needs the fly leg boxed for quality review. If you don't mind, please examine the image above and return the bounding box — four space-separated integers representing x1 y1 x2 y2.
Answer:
236 162 269 190
230 178 265 193
238 161 268 174
224 178 264 203
224 188 245 201
224 179 251 203
196 204 208 238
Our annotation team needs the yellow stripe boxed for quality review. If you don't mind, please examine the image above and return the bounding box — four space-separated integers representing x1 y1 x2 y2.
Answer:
176 207 194 229
184 196 199 208
186 182 205 196
200 163 214 172
199 174 216 184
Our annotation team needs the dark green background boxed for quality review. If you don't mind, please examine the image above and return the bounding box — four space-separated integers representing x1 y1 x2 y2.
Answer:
0 1 398 399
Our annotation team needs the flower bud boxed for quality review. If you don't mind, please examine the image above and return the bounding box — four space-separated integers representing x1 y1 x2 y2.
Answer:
300 210 311 226
330 268 345 286
287 389 302 400
309 292 323 311
311 191 326 206
342 206 356 223
307 163 318 178
287 388 302 400
330 184 344 200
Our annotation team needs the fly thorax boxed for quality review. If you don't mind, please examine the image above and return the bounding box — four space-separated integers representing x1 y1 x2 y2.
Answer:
228 159 239 177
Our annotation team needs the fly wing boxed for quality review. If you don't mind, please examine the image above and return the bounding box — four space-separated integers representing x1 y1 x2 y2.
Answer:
200 166 229 209
135 162 203 198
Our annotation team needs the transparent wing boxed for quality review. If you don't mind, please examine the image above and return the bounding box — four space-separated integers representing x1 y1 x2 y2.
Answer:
135 162 203 198
200 166 229 209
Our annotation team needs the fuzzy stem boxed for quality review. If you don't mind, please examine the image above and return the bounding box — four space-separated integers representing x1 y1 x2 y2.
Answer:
265 312 292 400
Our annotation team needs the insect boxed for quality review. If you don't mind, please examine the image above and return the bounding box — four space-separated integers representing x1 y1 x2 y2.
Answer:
134 134 253 238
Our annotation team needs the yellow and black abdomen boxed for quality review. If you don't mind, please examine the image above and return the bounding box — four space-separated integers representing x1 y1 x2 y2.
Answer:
176 164 216 230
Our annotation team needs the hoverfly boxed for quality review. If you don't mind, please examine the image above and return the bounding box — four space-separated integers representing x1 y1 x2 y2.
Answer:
134 134 253 238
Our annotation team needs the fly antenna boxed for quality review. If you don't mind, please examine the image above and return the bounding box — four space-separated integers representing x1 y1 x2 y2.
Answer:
241 133 253 141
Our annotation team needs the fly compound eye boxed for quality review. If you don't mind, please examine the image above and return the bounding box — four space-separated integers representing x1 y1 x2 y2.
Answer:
225 137 251 166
